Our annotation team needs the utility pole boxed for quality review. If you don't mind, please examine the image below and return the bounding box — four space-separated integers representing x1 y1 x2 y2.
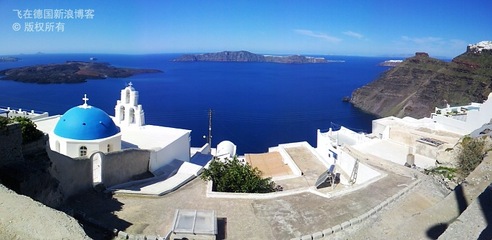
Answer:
208 109 212 147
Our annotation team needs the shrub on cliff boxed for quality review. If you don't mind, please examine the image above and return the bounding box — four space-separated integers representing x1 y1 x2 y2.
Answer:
10 116 44 144
0 116 9 131
201 156 275 193
457 136 487 179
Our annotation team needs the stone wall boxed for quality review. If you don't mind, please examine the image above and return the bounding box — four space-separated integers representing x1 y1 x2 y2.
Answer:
22 134 48 156
0 124 23 167
102 149 151 187
47 148 93 198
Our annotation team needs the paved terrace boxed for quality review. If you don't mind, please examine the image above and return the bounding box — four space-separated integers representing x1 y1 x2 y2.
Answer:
65 144 418 240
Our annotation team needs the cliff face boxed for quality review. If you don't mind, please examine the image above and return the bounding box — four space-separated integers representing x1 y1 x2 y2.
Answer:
350 44 492 118
174 51 328 63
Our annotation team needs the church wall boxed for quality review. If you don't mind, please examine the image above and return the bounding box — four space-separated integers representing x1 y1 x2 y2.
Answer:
150 133 191 173
96 136 121 153
46 147 93 198
101 149 150 187
66 141 100 158
0 124 24 167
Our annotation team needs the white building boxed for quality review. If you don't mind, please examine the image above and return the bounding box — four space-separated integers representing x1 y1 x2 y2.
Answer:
49 94 122 158
36 84 192 174
316 127 380 184
430 93 492 135
317 93 492 169
0 107 49 120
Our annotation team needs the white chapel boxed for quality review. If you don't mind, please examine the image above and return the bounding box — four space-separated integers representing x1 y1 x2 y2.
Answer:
49 94 122 158
38 83 192 173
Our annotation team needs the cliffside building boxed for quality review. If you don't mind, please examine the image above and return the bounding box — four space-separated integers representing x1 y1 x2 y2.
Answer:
33 84 199 197
317 93 492 169
430 93 492 135
40 84 192 172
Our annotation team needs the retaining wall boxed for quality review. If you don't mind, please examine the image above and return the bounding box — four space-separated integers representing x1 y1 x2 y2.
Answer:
47 147 93 198
0 124 23 167
102 149 151 187
22 134 48 156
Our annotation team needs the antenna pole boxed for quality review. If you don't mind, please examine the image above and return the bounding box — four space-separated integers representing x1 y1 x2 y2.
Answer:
208 109 212 147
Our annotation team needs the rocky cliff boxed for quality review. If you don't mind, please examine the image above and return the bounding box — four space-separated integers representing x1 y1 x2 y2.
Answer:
350 42 492 118
173 51 328 63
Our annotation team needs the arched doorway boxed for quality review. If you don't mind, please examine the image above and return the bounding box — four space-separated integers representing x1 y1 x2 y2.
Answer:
90 151 104 187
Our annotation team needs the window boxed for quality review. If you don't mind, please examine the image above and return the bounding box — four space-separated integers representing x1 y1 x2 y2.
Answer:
125 90 130 103
80 146 87 157
129 108 135 123
120 106 125 121
107 144 111 152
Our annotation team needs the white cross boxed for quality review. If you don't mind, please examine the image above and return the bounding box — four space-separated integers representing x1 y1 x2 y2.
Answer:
128 82 133 87
82 94 89 106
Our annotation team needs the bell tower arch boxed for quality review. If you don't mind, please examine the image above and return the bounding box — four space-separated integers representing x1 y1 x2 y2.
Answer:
114 82 145 127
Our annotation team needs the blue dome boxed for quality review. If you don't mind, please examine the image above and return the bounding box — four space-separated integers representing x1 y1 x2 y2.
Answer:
54 105 120 140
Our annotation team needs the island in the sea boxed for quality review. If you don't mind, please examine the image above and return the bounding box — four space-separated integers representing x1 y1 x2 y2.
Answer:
0 61 161 84
173 51 335 63
0 56 19 62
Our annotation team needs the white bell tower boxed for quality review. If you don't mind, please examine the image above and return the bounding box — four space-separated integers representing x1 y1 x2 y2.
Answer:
115 82 145 127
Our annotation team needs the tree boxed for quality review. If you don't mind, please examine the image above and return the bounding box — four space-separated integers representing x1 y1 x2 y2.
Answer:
201 156 275 193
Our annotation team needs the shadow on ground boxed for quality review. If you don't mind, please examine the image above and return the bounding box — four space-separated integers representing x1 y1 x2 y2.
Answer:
63 189 132 239
478 185 492 240
427 184 492 239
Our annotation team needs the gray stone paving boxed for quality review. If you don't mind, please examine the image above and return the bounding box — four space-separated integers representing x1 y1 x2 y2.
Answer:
67 169 413 239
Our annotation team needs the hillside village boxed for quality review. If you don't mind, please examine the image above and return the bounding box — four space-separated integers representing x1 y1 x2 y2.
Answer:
1 42 492 239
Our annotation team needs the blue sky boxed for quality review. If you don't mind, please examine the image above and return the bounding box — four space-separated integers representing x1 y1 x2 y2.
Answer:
1 0 491 57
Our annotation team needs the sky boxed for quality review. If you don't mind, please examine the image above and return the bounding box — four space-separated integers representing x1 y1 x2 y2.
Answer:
0 0 491 57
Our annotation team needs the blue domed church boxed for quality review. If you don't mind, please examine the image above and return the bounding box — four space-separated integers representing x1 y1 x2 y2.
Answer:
50 94 122 157
41 84 192 175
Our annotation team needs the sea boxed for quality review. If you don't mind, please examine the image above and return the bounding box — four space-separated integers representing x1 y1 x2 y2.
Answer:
0 53 393 154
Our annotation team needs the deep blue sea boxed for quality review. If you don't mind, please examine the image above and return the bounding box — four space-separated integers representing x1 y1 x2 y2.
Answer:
0 54 393 154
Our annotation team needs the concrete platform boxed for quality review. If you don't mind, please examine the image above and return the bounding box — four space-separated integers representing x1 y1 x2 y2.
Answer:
65 166 414 240
245 152 293 178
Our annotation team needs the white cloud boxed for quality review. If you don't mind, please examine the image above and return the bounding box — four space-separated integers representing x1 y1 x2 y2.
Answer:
395 36 469 57
401 36 442 44
343 31 363 39
449 39 467 48
294 29 341 43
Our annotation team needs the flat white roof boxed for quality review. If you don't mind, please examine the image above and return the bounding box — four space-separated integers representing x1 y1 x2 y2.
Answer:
34 115 191 151
33 115 61 133
118 124 191 150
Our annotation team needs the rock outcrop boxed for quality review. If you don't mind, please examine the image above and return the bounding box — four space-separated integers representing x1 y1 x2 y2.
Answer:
0 61 161 83
351 42 492 118
173 51 328 63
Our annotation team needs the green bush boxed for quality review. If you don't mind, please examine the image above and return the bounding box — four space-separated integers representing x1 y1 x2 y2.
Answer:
10 116 44 144
0 116 9 131
426 166 457 180
457 136 486 179
201 156 275 193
